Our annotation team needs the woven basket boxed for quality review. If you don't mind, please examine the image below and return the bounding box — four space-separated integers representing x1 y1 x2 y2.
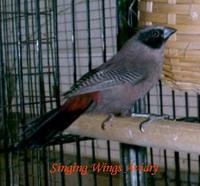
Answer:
138 0 200 92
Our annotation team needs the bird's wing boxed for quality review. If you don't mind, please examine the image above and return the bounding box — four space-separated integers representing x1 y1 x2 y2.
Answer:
64 63 146 98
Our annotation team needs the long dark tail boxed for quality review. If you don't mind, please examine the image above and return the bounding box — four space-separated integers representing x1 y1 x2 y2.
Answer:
17 92 99 149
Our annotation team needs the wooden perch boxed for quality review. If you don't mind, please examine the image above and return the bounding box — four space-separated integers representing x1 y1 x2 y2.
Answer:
66 114 200 154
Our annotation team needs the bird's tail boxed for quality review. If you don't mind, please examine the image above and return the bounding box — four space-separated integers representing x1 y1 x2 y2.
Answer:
17 92 99 149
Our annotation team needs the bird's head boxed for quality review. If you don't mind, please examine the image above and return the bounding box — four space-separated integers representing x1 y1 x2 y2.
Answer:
137 26 177 49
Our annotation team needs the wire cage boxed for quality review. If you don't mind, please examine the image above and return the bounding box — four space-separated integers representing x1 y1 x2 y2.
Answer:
0 0 200 186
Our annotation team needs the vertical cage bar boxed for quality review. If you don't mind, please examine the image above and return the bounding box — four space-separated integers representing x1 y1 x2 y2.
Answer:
0 1 10 185
163 151 168 186
198 94 200 123
36 150 42 186
59 144 65 186
185 92 191 186
86 0 92 71
53 1 64 186
121 146 128 186
91 140 97 186
197 94 200 185
71 0 77 83
24 0 35 116
76 140 82 186
101 1 113 185
172 90 176 119
187 153 191 186
199 155 200 186
86 1 97 183
24 0 37 183
174 152 180 185
35 2 47 185
30 0 40 115
102 0 107 63
150 148 155 186
172 90 181 185
107 141 113 186
147 92 155 186
16 0 29 185
159 81 163 115
3 0 13 117
44 0 53 109
159 81 168 186
10 0 22 183
42 147 49 186
147 92 151 114
185 92 189 118
35 0 46 114
52 0 60 107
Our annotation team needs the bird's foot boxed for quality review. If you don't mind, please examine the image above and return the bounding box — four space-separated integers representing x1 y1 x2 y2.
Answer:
101 113 114 130
132 113 170 133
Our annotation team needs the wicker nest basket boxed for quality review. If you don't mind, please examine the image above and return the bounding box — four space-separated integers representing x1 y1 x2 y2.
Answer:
138 0 200 92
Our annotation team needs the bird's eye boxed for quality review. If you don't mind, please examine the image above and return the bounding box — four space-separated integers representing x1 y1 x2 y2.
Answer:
152 30 160 38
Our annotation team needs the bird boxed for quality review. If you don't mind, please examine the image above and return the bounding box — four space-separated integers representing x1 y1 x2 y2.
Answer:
18 25 176 148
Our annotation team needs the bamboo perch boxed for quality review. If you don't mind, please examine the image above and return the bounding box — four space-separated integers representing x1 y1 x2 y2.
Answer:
66 114 200 154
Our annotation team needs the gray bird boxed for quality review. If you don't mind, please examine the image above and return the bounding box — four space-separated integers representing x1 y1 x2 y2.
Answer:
19 25 176 148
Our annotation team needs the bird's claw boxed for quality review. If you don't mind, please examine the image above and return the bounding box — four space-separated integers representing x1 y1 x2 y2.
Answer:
101 113 114 130
134 113 170 133
140 114 170 132
139 116 156 133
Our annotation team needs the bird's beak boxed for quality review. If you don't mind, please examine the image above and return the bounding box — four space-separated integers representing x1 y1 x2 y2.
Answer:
164 27 177 40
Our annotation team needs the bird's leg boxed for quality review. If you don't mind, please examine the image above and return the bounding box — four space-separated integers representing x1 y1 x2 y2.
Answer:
101 113 114 130
132 113 170 132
